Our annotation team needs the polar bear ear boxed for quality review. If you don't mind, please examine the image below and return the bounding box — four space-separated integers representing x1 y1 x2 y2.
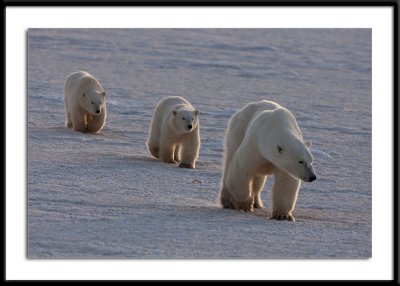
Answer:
276 144 284 154
194 110 199 116
305 141 312 148
172 109 178 116
101 91 106 97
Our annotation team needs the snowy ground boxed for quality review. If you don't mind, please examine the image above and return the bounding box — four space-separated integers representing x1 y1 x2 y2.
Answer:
28 29 371 258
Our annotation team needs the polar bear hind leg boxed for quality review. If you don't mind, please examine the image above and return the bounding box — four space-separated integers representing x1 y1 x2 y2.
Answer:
66 111 73 128
147 132 160 158
220 186 254 211
149 145 160 159
252 175 267 208
220 184 235 209
226 175 255 212
270 169 301 221
147 116 162 159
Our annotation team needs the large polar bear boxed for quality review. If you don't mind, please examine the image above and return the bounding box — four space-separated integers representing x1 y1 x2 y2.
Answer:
219 100 316 221
147 96 200 169
64 71 107 133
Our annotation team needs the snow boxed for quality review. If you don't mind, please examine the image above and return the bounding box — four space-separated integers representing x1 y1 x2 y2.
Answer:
27 29 371 258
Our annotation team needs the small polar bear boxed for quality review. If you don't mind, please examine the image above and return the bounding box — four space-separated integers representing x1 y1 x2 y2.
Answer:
64 71 107 133
219 100 316 221
147 96 200 169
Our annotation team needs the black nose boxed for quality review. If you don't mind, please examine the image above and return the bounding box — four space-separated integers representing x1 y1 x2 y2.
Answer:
96 109 100 114
309 175 316 182
188 124 192 129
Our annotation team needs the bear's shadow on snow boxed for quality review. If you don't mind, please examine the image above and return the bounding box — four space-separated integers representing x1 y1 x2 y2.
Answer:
97 153 162 168
48 125 105 137
105 152 221 171
46 126 148 151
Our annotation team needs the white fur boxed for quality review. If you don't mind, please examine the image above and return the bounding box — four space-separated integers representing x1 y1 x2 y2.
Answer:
64 71 107 133
219 100 316 221
147 96 200 169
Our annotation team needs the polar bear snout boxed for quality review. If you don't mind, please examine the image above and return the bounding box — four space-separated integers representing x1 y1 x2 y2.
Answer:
300 163 317 182
87 106 101 116
300 174 316 182
188 124 192 130
304 166 317 182
308 175 317 182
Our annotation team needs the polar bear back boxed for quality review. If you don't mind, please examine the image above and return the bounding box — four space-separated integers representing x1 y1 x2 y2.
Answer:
156 96 194 118
247 106 303 145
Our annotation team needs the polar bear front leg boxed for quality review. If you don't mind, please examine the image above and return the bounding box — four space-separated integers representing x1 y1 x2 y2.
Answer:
71 111 87 132
158 129 178 163
252 175 267 209
270 169 301 221
159 135 177 164
86 111 106 133
179 128 200 169
174 144 181 162
159 145 177 164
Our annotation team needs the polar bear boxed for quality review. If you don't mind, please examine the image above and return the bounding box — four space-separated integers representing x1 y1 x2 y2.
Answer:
147 96 200 169
219 100 316 221
64 71 107 133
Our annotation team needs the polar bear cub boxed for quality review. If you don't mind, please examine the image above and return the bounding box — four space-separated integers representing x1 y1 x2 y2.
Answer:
219 100 316 221
147 96 200 169
64 71 107 133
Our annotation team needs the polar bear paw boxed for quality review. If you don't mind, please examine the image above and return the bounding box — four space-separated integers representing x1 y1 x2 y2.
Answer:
148 146 160 159
221 196 254 212
253 198 264 209
233 199 254 212
270 214 296 222
179 162 194 169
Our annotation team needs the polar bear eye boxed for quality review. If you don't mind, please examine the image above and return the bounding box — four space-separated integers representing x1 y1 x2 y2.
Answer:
298 161 304 164
182 117 185 120
91 101 94 104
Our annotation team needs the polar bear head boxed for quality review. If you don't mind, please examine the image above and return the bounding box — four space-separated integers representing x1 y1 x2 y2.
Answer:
170 109 199 135
257 108 316 182
79 90 106 116
271 138 317 182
